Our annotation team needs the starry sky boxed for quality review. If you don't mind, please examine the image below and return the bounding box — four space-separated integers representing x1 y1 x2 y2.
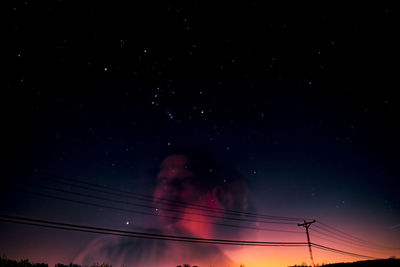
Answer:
2 2 399 267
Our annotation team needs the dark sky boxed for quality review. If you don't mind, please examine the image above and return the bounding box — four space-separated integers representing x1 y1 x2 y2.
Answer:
2 2 399 267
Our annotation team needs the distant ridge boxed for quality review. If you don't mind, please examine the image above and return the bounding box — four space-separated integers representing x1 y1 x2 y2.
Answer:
289 258 400 267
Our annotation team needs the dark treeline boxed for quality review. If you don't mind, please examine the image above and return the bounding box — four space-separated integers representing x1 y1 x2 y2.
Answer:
0 256 111 267
0 257 47 267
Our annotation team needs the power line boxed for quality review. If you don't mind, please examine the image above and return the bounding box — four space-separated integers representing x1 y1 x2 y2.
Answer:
4 172 390 261
310 231 391 255
0 214 307 247
11 174 397 251
15 177 297 226
313 223 400 251
0 214 380 260
10 187 303 234
11 173 274 224
310 227 392 252
316 221 400 250
311 243 377 259
314 223 374 245
36 171 310 222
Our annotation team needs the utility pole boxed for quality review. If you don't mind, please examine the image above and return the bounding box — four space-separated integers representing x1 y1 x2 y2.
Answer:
298 220 316 267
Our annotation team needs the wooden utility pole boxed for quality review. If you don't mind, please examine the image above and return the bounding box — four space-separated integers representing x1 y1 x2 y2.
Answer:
298 220 316 267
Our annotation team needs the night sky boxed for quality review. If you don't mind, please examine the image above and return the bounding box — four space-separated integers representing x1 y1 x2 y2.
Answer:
2 2 399 267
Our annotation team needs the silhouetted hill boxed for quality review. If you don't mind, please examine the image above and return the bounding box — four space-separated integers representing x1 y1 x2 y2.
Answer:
289 258 400 267
321 258 400 266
